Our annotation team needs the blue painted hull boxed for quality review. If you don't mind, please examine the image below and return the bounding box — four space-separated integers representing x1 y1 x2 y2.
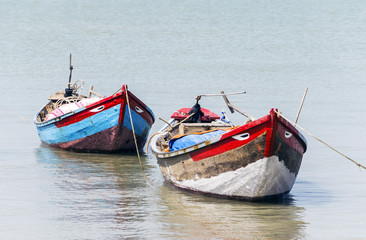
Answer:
34 87 154 152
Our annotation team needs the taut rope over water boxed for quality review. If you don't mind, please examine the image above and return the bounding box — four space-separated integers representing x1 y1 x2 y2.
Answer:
274 110 366 170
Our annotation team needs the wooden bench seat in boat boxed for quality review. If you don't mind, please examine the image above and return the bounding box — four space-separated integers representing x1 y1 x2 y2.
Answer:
178 122 232 135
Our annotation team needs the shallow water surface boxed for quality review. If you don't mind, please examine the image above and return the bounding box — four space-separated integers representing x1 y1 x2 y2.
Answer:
1 0 366 239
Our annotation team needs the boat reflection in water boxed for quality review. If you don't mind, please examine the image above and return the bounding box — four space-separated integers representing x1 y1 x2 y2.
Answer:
156 184 308 240
35 145 307 239
34 145 160 239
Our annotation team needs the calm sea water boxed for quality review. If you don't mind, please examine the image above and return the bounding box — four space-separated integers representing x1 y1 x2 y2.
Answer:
1 0 366 239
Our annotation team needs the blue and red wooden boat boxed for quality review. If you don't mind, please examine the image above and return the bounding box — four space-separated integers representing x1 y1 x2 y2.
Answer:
150 98 307 200
34 84 154 152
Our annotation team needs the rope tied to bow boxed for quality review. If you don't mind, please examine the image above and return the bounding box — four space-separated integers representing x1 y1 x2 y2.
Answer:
274 109 366 170
125 88 153 185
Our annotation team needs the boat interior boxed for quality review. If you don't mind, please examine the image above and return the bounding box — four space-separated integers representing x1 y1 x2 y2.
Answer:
36 92 81 123
36 82 103 123
155 121 232 152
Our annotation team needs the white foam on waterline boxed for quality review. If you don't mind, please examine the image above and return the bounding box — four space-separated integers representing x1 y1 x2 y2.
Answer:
171 156 297 198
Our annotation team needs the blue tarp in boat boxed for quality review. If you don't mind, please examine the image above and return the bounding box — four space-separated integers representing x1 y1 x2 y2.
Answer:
169 130 226 151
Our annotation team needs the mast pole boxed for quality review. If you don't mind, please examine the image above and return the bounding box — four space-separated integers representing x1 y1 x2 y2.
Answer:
68 53 73 89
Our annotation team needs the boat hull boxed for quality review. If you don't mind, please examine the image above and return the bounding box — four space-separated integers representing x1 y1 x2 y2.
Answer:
153 109 306 200
49 123 148 152
166 156 295 200
34 86 154 152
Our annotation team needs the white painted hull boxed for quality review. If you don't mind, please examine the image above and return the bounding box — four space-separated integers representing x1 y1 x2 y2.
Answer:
165 156 296 199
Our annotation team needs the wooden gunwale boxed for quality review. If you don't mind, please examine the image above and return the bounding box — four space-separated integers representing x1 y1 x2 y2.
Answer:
154 109 306 162
154 114 271 159
158 131 268 181
34 86 155 129
34 91 123 127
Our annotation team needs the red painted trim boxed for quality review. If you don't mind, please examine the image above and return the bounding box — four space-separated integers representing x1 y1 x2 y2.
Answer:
277 120 305 154
219 114 271 141
190 121 270 162
125 90 155 126
119 85 154 126
119 86 127 124
55 94 122 128
263 109 276 157
53 85 154 128
163 109 306 162
127 90 150 115
263 109 307 156
278 114 307 152
277 113 300 136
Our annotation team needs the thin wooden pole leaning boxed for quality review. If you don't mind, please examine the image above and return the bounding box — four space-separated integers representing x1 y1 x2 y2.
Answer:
295 87 308 124
198 91 246 98
220 90 256 121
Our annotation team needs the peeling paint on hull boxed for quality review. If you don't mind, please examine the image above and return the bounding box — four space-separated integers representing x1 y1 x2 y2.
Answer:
51 124 147 152
168 156 296 200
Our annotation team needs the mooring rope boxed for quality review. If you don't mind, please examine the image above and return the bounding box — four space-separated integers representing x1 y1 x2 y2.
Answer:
145 132 164 155
274 110 366 170
0 104 32 123
111 87 122 96
125 89 153 185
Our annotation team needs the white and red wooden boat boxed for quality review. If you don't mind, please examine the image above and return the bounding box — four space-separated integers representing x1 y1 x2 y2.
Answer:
150 97 307 200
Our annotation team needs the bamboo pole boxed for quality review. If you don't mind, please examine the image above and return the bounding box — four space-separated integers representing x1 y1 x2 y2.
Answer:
221 90 256 121
295 87 308 124
198 91 246 98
